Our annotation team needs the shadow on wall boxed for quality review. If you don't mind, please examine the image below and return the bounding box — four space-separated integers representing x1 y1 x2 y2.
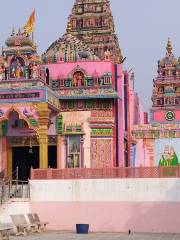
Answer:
125 179 180 234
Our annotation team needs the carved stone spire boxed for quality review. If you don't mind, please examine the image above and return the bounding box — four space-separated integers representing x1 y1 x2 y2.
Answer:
69 0 123 63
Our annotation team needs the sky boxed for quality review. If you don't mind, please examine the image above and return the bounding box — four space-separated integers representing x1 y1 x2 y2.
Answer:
0 0 180 111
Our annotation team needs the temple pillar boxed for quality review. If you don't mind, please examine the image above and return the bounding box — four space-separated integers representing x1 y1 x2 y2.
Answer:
0 138 3 172
39 127 48 169
37 103 51 169
64 138 68 168
2 137 8 176
7 146 12 177
57 136 63 169
80 136 85 168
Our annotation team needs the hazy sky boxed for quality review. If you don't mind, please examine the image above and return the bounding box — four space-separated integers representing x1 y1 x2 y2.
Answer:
0 0 180 111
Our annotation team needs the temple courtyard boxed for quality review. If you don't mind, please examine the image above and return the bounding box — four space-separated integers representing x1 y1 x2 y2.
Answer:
9 232 180 240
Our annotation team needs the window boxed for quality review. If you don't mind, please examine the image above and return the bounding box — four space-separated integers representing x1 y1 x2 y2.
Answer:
46 68 50 85
67 135 81 168
52 80 60 89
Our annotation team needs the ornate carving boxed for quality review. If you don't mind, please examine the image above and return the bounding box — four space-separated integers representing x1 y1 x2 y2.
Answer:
152 39 180 111
36 103 51 127
91 138 113 168
69 0 123 63
60 99 113 111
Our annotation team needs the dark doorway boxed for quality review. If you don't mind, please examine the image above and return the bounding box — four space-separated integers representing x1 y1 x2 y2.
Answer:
48 146 57 168
12 146 39 181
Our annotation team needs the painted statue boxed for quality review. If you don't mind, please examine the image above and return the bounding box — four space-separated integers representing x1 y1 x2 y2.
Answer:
10 58 24 78
159 146 179 166
32 64 39 79
0 65 4 80
73 71 84 87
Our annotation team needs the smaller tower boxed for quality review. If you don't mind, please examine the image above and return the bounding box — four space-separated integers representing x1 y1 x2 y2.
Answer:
0 27 42 81
151 38 180 123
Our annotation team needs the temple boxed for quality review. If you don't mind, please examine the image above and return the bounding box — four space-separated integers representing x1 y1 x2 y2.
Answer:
1 2 180 235
132 39 180 166
0 0 134 180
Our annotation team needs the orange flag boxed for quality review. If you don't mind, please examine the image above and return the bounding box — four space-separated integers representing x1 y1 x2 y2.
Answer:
24 9 35 34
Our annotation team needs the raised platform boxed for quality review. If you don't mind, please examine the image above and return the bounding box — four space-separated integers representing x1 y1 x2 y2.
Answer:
31 166 180 180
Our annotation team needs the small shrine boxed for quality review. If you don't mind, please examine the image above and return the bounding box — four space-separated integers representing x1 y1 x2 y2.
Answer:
0 12 60 180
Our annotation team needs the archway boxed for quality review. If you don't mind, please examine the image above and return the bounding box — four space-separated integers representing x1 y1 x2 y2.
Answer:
5 110 39 181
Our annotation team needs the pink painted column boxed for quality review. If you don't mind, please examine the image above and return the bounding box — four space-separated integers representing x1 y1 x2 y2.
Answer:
80 136 84 168
57 136 63 169
2 137 8 176
0 138 3 172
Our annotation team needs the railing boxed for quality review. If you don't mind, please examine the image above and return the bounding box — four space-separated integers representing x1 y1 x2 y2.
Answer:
31 166 180 180
0 168 30 205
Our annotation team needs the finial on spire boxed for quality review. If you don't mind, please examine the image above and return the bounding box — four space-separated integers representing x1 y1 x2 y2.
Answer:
18 27 21 35
11 27 15 36
166 37 173 55
66 21 72 34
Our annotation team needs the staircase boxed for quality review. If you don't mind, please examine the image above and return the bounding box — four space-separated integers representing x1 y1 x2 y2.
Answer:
0 168 30 223
0 168 30 205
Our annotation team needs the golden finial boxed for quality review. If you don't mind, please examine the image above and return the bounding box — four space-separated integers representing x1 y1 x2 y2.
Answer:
166 37 173 54
66 21 72 34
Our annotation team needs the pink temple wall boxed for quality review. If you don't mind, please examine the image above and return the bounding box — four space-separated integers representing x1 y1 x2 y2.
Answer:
30 178 180 233
0 137 7 173
154 110 180 122
135 140 149 166
129 90 144 126
117 64 124 166
44 61 113 80
129 83 147 167
30 201 180 233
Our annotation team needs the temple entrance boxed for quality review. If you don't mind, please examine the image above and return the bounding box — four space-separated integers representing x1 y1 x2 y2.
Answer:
48 146 57 168
12 146 39 181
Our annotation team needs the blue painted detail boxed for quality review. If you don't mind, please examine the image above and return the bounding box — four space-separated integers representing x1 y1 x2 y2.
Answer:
0 87 46 92
0 99 46 104
0 87 47 103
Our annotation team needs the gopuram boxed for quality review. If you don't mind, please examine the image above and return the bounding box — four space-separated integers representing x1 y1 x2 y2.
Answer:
132 39 180 167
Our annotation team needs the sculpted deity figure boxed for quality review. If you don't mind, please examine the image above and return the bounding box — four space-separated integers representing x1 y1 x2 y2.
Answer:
0 64 4 80
15 61 21 78
104 49 111 61
32 64 40 79
73 71 84 87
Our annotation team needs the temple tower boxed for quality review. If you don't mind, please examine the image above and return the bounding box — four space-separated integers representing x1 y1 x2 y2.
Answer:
131 39 180 167
69 0 123 63
151 38 180 123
